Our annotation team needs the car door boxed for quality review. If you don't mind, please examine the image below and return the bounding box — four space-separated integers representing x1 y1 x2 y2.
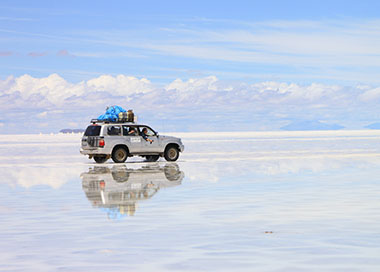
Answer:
122 125 142 153
139 126 160 152
106 124 123 149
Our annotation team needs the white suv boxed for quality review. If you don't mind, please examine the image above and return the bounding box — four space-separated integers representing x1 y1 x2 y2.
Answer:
80 120 184 163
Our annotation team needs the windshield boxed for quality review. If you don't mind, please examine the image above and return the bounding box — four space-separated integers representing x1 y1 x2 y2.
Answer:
84 125 101 136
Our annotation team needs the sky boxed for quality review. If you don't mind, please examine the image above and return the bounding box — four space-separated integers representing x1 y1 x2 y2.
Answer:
1 0 380 133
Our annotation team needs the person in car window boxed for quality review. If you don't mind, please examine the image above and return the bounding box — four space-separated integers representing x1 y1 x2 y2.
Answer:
141 127 153 143
128 127 137 136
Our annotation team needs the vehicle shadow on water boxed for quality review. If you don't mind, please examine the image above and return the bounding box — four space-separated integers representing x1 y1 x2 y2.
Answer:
80 163 184 219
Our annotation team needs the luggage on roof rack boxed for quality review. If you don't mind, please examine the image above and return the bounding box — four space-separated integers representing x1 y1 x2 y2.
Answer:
94 106 137 123
118 110 134 122
97 105 126 122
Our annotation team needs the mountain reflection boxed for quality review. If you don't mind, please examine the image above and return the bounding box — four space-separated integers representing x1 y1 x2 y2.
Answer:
80 163 184 219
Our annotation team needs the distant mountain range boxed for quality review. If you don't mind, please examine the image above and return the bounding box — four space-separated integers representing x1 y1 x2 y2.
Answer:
365 122 380 129
59 122 380 133
59 129 85 134
281 120 344 131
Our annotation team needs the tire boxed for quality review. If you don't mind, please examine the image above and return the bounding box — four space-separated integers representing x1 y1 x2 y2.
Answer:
94 155 108 163
164 164 180 181
112 147 128 163
146 155 159 162
112 169 129 183
164 146 179 161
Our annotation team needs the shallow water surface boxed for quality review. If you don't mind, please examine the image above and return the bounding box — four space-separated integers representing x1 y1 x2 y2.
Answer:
1 131 380 271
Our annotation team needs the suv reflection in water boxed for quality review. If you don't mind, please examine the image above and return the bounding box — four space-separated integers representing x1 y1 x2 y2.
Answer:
80 163 184 219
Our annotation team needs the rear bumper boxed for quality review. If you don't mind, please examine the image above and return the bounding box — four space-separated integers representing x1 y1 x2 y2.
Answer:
80 148 108 155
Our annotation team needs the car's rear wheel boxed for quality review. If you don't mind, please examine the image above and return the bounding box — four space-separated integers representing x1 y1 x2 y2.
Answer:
164 146 179 161
146 155 159 162
112 147 128 163
94 155 108 163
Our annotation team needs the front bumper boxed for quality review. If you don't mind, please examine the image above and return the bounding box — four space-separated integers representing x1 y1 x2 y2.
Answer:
179 144 185 152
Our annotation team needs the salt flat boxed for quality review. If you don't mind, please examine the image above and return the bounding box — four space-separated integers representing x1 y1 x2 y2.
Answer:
0 131 380 271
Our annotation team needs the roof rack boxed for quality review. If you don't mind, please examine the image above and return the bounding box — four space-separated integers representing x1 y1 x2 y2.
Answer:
91 119 136 124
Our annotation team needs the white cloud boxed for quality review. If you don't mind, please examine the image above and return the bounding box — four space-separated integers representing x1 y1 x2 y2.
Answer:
0 73 154 109
166 76 219 92
4 73 77 105
0 73 377 110
0 166 81 189
359 87 380 102
162 77 348 108
3 18 380 83
1 73 380 133
37 111 48 118
250 82 344 102
79 19 380 69
86 74 153 96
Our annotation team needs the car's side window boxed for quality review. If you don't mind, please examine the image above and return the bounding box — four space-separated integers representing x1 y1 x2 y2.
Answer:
123 126 139 136
107 125 121 136
141 127 155 136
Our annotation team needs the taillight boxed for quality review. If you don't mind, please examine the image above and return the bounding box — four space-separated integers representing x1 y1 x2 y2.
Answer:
99 139 105 147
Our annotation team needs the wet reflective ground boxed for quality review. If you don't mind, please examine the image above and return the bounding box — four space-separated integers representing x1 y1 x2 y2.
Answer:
1 131 380 271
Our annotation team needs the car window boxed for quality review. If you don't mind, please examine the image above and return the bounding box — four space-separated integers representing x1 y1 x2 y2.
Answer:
107 125 121 136
140 127 155 136
84 125 101 136
123 126 139 136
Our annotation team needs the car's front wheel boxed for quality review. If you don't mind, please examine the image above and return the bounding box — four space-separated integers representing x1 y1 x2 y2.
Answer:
112 147 128 163
164 146 179 161
164 164 181 181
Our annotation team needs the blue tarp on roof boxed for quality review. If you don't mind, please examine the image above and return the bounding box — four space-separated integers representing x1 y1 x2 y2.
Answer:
97 105 126 122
